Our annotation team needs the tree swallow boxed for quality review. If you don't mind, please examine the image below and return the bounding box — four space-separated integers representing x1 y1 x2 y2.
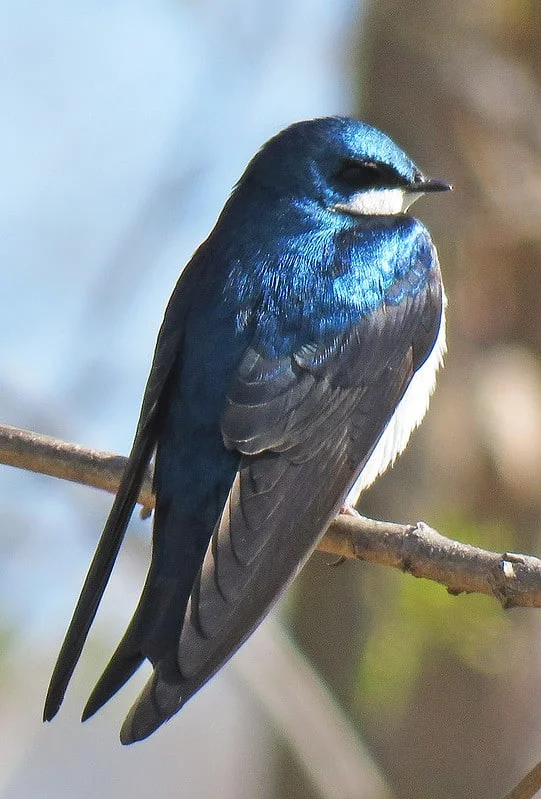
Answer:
44 117 450 743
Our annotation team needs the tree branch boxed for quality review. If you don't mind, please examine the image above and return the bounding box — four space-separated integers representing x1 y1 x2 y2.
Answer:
0 423 154 512
2 422 541 609
501 760 541 799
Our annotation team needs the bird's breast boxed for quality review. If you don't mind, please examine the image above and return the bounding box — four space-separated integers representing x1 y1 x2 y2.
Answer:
225 216 435 360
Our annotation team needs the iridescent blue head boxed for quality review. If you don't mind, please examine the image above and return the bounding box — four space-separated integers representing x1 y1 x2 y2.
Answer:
241 117 450 219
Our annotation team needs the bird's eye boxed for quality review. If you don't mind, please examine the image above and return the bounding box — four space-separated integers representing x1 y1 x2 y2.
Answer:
336 159 404 191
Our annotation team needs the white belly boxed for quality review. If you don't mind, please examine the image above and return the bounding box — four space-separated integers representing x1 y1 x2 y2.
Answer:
346 292 447 506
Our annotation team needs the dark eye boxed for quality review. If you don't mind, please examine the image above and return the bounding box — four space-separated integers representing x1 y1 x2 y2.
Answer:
336 159 405 190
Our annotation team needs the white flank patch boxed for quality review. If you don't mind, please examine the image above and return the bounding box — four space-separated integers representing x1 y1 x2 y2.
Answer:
346 290 447 506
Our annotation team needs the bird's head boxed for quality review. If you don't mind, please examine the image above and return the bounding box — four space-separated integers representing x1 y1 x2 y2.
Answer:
242 117 451 220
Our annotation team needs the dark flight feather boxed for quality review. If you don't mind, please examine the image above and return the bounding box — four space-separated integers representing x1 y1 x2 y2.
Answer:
43 287 188 722
118 265 442 743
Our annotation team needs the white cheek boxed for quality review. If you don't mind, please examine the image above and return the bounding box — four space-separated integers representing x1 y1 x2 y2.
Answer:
336 187 406 216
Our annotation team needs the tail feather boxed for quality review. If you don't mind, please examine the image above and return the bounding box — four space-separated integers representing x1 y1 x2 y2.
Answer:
120 665 183 744
82 646 145 722
81 511 212 725
80 568 188 722
43 425 156 723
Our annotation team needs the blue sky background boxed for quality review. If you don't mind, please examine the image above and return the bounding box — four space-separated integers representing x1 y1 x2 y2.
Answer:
0 1 371 796
0 0 360 634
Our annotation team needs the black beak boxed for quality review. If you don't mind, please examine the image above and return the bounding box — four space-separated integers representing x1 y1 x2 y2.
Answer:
410 177 453 193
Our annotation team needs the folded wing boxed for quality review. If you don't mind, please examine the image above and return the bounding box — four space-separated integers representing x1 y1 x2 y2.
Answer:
120 262 443 743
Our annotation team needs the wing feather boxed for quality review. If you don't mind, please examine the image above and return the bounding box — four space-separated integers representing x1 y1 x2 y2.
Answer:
43 287 188 721
119 261 444 743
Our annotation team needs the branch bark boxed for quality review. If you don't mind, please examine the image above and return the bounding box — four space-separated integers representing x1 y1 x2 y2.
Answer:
2 422 541 609
501 760 541 799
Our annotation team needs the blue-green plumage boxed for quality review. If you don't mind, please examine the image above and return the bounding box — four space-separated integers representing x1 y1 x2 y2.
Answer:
44 117 450 743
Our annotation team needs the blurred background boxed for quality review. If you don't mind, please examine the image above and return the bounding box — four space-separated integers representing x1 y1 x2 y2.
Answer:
1 0 541 796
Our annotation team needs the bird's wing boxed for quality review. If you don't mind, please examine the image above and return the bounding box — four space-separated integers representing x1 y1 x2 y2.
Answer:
120 257 443 743
43 288 187 722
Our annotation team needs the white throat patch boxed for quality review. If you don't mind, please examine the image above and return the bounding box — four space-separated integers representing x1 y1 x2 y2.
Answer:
334 187 422 217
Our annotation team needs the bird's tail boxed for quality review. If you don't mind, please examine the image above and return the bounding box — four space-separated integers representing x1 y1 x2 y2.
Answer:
117 443 359 744
81 557 199 721
81 510 209 722
81 612 147 722
82 640 145 722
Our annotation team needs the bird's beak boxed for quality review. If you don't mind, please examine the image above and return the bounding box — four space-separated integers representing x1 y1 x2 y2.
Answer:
410 178 453 193
402 177 452 212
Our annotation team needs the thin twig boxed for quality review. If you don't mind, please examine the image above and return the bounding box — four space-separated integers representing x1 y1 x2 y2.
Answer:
1 423 541 609
501 760 541 799
0 423 154 510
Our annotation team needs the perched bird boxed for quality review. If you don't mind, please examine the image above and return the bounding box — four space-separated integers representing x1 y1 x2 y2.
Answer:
44 117 450 744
